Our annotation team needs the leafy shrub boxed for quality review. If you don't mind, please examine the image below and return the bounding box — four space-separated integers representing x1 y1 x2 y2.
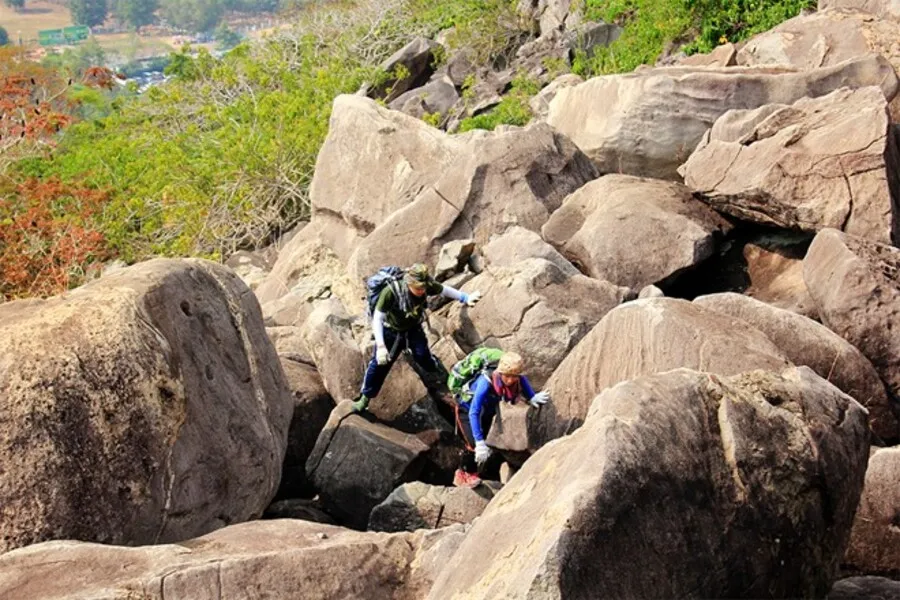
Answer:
457 74 539 132
0 178 112 300
576 0 815 76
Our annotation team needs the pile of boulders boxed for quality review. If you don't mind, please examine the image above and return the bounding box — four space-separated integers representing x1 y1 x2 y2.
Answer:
1 1 899 598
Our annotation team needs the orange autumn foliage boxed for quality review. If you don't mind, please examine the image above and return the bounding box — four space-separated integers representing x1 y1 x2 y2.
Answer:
0 178 112 300
0 48 120 300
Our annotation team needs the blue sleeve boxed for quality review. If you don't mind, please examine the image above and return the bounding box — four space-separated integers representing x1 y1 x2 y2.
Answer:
520 375 536 400
470 376 491 442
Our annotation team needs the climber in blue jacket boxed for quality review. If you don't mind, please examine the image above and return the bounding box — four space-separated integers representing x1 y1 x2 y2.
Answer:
453 351 550 487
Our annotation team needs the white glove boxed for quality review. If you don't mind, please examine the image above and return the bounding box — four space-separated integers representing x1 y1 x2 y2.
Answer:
464 290 482 307
376 345 389 365
474 440 491 465
529 390 550 408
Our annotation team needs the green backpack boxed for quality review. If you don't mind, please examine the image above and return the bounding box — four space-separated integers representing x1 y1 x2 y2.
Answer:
447 347 504 400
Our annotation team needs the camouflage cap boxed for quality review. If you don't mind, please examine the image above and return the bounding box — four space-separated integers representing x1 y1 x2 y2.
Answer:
496 352 525 376
405 263 430 287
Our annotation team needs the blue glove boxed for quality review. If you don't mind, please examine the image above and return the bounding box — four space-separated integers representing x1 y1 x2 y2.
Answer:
529 391 550 408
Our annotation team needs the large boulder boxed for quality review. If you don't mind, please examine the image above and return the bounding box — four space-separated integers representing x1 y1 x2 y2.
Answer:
255 221 360 310
844 447 900 574
803 229 900 417
306 402 430 529
0 259 293 553
818 0 900 21
0 519 456 600
368 481 500 532
345 122 598 283
531 298 791 447
681 87 900 244
829 576 900 599
481 226 579 276
542 174 732 289
300 298 365 403
546 54 898 180
307 95 597 283
429 367 871 599
277 359 334 498
738 8 900 118
443 258 631 388
694 292 897 441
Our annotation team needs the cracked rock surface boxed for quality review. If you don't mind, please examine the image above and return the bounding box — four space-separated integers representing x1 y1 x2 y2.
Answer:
441 257 630 388
681 86 900 244
803 228 900 429
542 174 732 289
0 259 293 553
531 297 791 448
844 447 900 576
429 367 870 599
0 519 459 600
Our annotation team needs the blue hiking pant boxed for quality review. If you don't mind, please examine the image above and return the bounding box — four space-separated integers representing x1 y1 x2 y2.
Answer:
360 325 444 399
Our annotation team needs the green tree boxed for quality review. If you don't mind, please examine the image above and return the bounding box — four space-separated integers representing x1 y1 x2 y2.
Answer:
161 0 224 32
70 0 109 27
224 0 278 12
113 0 158 30
0 26 8 46
214 22 241 49
3 0 25 11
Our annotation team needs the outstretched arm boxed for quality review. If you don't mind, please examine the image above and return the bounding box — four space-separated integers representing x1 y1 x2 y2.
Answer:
441 284 482 306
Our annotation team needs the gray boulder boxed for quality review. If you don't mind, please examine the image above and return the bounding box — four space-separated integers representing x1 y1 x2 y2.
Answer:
306 402 430 529
681 87 900 244
542 174 732 289
429 367 870 599
547 55 898 180
532 298 791 447
0 259 293 553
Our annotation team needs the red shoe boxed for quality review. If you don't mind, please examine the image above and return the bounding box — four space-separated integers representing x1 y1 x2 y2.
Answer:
453 469 482 488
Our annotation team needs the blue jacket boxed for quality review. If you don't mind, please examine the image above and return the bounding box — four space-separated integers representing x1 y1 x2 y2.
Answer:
459 373 536 442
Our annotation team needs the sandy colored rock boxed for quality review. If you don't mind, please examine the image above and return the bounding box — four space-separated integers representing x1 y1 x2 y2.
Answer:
430 367 870 599
803 229 900 420
482 226 579 276
443 258 630 388
844 447 900 574
547 55 898 180
694 292 897 441
0 519 453 600
738 7 900 120
542 174 732 289
531 298 791 447
0 259 293 553
742 233 817 318
682 87 900 244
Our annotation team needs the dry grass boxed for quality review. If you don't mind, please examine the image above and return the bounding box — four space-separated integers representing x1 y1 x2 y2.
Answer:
0 0 72 43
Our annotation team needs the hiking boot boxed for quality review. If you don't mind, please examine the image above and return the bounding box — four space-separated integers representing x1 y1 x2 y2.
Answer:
351 395 370 413
453 469 482 488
